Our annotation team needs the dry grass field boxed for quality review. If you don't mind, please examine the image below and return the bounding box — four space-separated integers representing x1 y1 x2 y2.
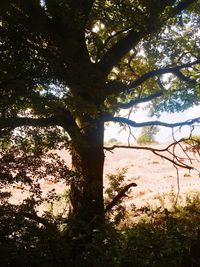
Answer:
4 143 200 211
104 143 200 208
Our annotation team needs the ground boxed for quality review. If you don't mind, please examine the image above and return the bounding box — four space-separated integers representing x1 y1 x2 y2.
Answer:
104 143 200 209
4 143 200 212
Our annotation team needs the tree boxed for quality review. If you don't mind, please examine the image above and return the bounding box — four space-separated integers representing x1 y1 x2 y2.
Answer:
137 126 159 144
0 0 200 228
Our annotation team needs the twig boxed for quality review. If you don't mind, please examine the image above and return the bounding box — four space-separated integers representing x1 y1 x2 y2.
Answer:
174 165 180 206
104 140 195 170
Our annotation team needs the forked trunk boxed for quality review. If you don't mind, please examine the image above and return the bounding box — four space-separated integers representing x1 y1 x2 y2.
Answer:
69 118 105 227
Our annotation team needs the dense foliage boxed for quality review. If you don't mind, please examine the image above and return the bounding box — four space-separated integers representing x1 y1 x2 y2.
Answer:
1 193 200 266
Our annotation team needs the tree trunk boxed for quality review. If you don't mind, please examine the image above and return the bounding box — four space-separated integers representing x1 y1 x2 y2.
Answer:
69 118 105 227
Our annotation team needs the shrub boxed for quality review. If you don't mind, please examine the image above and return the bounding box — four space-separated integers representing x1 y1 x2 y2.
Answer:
1 186 200 266
137 126 159 145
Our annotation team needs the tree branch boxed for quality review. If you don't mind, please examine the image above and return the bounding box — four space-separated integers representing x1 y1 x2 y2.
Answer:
173 69 196 84
97 0 197 76
118 91 164 109
105 182 137 213
65 0 95 25
83 0 96 23
0 111 78 135
107 60 200 94
173 0 197 15
22 211 57 231
0 117 57 130
104 139 196 170
106 116 200 128
97 29 141 75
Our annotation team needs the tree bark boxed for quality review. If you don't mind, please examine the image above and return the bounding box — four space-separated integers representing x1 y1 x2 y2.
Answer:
69 118 105 227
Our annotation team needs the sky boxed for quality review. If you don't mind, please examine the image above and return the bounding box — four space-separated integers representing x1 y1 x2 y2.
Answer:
104 105 200 144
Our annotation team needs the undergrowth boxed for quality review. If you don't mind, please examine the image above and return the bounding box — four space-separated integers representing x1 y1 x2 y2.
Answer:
1 192 200 266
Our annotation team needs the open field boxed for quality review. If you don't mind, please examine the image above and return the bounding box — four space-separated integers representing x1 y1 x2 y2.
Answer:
4 143 200 210
104 143 200 208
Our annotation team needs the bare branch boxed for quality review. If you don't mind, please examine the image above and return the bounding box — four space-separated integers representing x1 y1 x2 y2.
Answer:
104 139 196 170
106 116 200 128
174 165 180 205
105 182 137 213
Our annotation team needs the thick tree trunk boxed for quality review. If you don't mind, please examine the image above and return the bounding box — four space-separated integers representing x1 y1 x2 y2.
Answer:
69 118 105 227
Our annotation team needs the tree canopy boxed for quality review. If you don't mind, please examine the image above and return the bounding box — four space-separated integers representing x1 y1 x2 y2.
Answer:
0 0 200 128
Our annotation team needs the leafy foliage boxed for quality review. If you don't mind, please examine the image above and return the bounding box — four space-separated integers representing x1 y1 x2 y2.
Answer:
137 126 159 144
105 168 130 224
184 135 200 153
1 191 200 266
106 138 121 145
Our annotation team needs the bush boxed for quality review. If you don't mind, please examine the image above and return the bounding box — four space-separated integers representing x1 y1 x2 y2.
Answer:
184 135 200 153
137 126 159 145
1 194 200 266
105 138 122 146
122 194 200 267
